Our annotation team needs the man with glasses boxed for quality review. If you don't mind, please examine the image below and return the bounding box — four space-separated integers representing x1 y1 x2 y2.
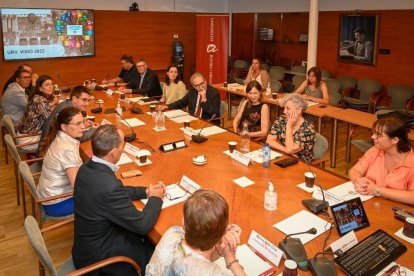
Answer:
119 58 162 97
163 72 220 120
101 54 139 88
39 85 96 150
1 68 31 125
2 64 38 95
72 124 164 275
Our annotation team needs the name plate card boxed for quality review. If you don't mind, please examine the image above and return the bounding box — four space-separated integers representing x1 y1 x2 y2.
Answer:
179 175 201 194
248 230 284 266
329 230 358 254
231 150 251 166
312 186 343 206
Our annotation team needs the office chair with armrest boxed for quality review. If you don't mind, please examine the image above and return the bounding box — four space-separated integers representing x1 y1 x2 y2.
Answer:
24 215 142 276
0 106 8 163
229 59 250 84
270 80 282 92
2 114 40 154
5 134 42 217
320 69 331 79
342 79 382 113
337 76 358 91
269 67 285 82
373 84 414 112
292 75 306 91
291 65 307 74
209 101 227 128
19 161 73 229
312 132 329 168
325 78 342 106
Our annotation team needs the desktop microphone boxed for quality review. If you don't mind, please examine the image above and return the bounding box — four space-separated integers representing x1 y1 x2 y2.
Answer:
278 227 317 271
115 110 137 142
57 74 71 93
301 157 329 214
91 98 103 113
130 100 144 114
191 114 217 144
308 250 344 276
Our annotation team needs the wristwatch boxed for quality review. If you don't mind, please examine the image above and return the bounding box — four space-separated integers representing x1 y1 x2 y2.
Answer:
374 187 382 197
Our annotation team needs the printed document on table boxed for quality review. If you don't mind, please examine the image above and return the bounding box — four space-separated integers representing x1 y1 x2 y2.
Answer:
141 183 190 209
163 110 189 118
307 100 319 107
116 153 133 165
273 210 332 244
127 97 144 103
196 126 227 136
327 181 374 202
250 149 282 163
170 115 198 124
120 118 146 127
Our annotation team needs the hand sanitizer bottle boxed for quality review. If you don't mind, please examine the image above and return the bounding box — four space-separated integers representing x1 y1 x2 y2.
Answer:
116 100 123 117
264 182 277 211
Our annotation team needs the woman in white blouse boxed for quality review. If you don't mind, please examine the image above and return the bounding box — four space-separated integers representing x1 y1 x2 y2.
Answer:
37 107 85 216
160 64 187 104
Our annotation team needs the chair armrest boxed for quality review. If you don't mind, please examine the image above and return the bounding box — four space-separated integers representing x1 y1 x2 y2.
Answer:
25 157 44 164
406 96 414 111
35 191 73 204
370 92 390 113
341 87 356 98
15 133 40 139
41 217 74 233
66 256 141 276
15 141 39 148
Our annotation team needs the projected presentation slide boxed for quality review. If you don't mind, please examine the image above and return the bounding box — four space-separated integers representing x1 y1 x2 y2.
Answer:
1 8 95 60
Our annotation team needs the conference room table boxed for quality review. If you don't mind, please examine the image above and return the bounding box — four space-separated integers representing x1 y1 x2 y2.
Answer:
79 90 414 274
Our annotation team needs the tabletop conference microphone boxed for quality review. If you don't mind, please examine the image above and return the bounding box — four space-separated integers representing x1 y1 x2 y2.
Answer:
301 157 329 214
91 96 103 113
57 74 72 93
308 249 344 276
278 227 317 271
191 114 217 143
130 100 144 114
115 110 137 142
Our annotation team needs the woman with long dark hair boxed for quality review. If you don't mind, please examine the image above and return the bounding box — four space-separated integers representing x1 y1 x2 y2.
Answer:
160 64 187 104
37 107 85 216
294 66 329 104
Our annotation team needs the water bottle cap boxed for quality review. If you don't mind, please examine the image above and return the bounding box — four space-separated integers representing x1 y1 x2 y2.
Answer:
268 182 274 191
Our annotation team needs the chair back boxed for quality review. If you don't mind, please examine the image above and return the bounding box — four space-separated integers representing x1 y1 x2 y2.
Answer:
337 76 358 90
219 101 227 117
291 65 307 74
357 79 382 101
269 65 286 72
4 134 22 164
293 75 306 90
320 69 331 79
2 114 17 138
262 63 270 71
24 215 58 276
270 80 282 92
19 161 42 201
233 59 250 69
269 68 285 81
313 133 328 160
387 84 414 110
324 78 342 105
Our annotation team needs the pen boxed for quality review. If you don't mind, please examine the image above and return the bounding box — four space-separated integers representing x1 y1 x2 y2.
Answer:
382 264 399 276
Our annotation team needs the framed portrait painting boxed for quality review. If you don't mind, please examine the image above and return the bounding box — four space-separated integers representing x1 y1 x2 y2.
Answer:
338 14 379 65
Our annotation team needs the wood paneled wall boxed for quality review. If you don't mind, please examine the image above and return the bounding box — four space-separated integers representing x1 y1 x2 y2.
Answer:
232 10 414 88
0 11 197 88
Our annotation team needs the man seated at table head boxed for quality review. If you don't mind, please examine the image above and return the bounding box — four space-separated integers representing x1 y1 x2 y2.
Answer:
39 85 96 150
162 72 221 120
1 68 31 125
147 189 246 275
101 54 139 88
72 124 164 275
349 116 414 205
119 58 162 98
266 93 316 162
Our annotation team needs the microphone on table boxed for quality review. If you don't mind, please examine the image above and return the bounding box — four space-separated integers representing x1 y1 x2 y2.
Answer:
308 249 344 276
115 110 137 142
130 100 144 114
191 114 217 144
91 96 103 113
301 157 329 214
278 227 317 271
57 74 71 93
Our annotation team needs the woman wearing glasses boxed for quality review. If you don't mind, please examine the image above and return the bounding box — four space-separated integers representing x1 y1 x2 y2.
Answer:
18 75 59 150
37 107 85 216
147 189 246 275
233 80 269 139
294 66 329 105
349 116 414 205
159 64 187 105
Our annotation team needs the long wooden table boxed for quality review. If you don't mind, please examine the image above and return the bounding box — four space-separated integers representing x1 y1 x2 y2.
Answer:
79 90 414 274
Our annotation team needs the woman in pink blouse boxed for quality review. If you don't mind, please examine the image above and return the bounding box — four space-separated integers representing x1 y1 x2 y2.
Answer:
349 116 414 205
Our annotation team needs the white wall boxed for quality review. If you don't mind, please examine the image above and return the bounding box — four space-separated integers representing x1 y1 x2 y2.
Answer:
0 0 228 12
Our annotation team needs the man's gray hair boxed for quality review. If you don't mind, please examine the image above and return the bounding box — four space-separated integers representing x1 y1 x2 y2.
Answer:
280 93 308 111
92 125 121 158
190 72 205 85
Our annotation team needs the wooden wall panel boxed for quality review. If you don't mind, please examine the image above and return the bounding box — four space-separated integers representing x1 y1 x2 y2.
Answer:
0 11 197 88
231 13 255 61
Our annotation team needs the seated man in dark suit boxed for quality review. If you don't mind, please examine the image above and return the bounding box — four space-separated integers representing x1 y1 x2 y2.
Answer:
162 72 221 120
72 125 164 275
101 54 139 89
120 58 162 97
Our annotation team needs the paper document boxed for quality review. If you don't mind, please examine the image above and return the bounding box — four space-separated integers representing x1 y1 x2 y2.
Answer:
163 109 189 118
196 126 227 136
227 84 246 91
124 143 141 157
141 183 190 209
327 181 374 202
170 115 198 124
101 118 112 125
233 176 255 187
116 153 133 165
250 149 282 163
126 96 144 103
120 118 146 127
307 100 319 107
215 244 275 276
273 210 332 244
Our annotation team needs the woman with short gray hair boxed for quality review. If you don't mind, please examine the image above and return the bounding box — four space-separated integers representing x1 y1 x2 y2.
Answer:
266 93 316 162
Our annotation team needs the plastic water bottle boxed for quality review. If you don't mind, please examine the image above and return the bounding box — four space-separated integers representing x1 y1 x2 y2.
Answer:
263 143 271 168
265 82 271 96
116 101 123 117
240 122 250 153
264 182 277 211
